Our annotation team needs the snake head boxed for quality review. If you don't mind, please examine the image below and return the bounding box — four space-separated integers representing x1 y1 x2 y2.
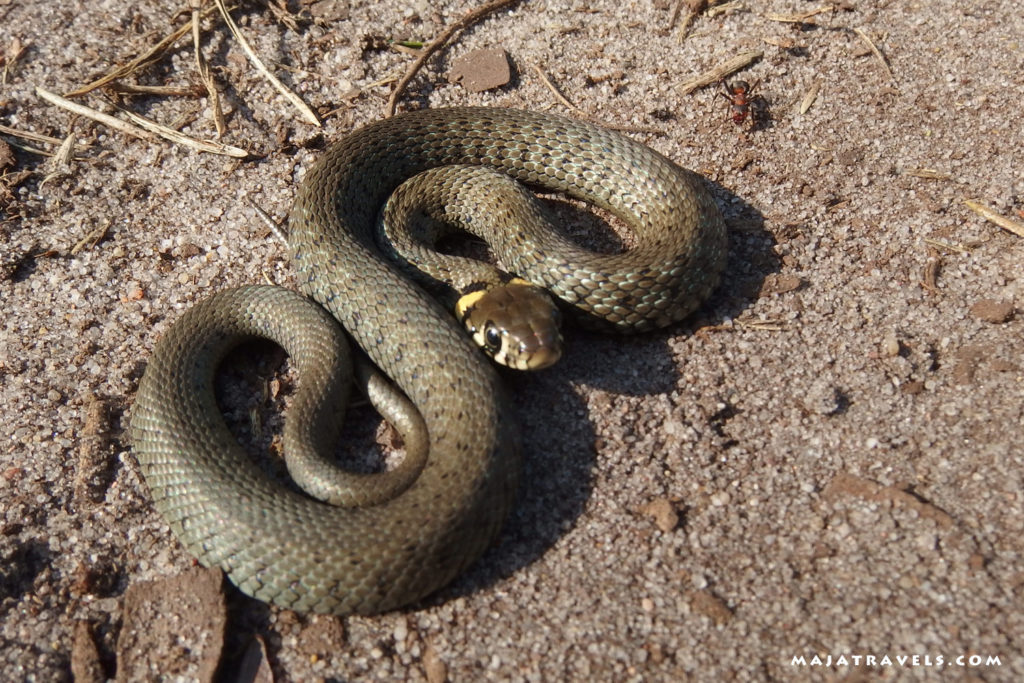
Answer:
456 279 563 371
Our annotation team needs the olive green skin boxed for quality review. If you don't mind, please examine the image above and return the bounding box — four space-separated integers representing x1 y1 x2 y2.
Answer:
130 107 726 615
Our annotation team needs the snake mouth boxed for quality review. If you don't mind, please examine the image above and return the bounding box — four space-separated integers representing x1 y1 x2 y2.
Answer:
516 339 562 371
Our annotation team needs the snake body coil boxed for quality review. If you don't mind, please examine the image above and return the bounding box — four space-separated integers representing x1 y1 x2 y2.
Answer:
131 107 726 615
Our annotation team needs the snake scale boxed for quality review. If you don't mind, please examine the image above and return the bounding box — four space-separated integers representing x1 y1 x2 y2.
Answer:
130 107 726 615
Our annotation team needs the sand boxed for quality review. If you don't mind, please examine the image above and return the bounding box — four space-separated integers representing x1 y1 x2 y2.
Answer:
1 0 1021 680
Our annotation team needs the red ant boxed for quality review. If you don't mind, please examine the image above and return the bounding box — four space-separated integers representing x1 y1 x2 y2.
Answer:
719 79 765 129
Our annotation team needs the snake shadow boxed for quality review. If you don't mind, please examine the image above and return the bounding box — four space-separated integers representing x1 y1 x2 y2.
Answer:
210 182 773 640
422 181 775 604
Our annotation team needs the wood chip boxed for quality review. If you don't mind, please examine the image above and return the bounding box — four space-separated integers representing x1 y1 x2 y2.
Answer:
759 273 803 297
423 642 447 683
0 136 14 170
799 81 820 114
71 621 105 683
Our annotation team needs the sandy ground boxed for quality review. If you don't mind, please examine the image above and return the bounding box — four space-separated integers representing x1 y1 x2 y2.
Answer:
1 0 1022 680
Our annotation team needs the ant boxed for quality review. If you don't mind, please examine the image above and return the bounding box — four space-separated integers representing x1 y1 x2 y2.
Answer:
719 79 767 130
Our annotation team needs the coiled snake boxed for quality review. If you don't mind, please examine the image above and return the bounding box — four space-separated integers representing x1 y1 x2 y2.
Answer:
130 107 726 615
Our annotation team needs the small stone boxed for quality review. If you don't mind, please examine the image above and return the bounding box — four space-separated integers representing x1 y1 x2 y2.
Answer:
641 497 679 532
423 643 447 683
688 589 733 625
881 333 901 357
709 491 731 507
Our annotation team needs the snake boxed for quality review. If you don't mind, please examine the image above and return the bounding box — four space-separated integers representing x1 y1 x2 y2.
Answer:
130 107 727 615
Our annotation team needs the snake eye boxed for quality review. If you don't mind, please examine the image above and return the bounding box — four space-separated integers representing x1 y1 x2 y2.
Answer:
483 323 502 352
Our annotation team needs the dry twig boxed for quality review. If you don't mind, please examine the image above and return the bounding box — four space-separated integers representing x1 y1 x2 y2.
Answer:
107 82 203 97
117 106 249 157
71 221 112 255
385 0 522 117
531 64 580 114
0 123 89 148
922 238 970 255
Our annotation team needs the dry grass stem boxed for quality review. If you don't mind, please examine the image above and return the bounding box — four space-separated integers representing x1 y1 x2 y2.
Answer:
107 83 203 97
667 0 706 43
365 75 399 90
66 4 223 97
37 86 247 157
1 140 53 157
265 0 302 33
707 0 744 18
192 0 226 136
737 318 787 331
385 0 521 117
36 87 154 141
853 27 896 84
70 221 112 255
923 238 970 254
531 64 582 114
214 0 320 126
118 107 249 157
964 200 1024 238
678 50 762 94
0 123 87 148
902 168 950 180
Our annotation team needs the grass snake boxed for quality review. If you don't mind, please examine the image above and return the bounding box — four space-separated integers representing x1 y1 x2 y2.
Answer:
130 107 726 615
